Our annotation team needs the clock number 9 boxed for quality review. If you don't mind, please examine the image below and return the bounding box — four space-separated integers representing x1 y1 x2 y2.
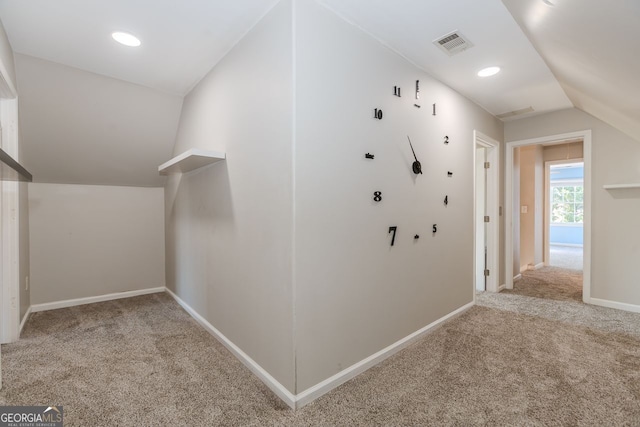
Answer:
373 191 382 202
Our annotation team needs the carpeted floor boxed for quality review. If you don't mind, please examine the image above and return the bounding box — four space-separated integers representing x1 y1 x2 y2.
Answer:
549 244 583 270
505 266 583 302
2 292 640 426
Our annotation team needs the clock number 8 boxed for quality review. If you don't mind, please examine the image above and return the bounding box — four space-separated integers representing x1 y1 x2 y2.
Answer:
373 191 382 202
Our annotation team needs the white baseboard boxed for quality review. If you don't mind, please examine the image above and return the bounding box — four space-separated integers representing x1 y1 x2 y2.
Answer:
513 274 522 282
588 297 640 314
166 287 474 410
19 306 32 335
30 287 166 313
533 262 545 270
550 243 583 248
295 300 475 408
165 288 297 409
498 284 507 291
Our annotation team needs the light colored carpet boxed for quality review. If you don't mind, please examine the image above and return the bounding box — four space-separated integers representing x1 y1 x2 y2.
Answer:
505 266 583 302
549 244 583 270
2 292 640 426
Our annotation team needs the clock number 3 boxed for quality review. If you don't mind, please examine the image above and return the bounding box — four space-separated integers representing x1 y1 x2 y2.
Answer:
373 191 382 202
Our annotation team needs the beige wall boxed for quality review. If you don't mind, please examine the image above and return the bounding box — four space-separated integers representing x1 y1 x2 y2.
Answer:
165 0 295 393
29 183 165 305
506 108 640 306
294 0 503 392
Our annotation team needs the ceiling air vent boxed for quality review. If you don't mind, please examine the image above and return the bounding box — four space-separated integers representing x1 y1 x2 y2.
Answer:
433 31 474 56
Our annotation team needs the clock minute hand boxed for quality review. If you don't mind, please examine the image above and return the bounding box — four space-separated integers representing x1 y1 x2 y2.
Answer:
407 136 423 174
407 136 418 161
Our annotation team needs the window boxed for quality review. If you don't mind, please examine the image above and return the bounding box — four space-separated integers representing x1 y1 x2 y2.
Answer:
551 184 583 224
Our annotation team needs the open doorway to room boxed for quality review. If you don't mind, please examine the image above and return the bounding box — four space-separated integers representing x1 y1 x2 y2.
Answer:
546 160 584 271
505 131 591 304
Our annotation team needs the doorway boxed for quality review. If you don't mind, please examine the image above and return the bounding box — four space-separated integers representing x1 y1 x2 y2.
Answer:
474 131 499 293
505 130 591 302
545 160 584 270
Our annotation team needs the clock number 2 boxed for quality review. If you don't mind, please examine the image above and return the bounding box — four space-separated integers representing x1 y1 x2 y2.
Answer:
388 226 397 246
373 191 382 202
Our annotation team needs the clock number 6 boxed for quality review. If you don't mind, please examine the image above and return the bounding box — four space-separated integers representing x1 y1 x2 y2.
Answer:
373 191 382 202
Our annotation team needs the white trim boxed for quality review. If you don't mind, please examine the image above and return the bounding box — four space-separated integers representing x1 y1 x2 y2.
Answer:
19 306 31 335
550 242 583 248
499 284 507 291
295 301 475 408
30 287 165 313
588 297 640 314
513 274 522 282
505 130 591 301
166 286 474 409
473 131 500 293
165 288 297 409
1 98 21 344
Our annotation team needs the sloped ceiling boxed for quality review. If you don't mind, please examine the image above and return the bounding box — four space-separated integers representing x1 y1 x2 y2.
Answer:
501 0 640 142
319 0 572 119
0 0 280 96
16 54 183 187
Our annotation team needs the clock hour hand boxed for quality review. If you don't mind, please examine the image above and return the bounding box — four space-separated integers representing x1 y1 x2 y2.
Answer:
407 136 422 174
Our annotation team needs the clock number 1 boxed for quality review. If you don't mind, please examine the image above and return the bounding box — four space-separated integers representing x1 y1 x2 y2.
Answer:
388 226 397 246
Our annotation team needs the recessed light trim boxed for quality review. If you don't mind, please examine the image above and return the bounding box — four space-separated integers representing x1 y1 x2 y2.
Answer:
111 32 141 47
478 66 501 77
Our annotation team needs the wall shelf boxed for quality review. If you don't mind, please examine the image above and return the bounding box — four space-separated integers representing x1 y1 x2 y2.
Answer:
0 148 32 182
603 183 640 190
159 148 226 175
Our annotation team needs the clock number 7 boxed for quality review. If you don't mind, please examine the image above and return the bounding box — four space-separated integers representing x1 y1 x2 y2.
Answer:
388 226 397 246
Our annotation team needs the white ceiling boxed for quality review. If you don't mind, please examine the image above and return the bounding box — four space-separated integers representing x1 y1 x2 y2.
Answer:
319 0 573 120
502 0 640 142
0 0 280 96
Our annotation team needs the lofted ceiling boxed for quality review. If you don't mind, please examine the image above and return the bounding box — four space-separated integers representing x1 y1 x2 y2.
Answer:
0 0 280 96
501 0 640 142
0 0 637 186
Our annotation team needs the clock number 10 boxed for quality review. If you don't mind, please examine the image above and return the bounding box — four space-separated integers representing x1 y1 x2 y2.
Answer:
374 108 383 120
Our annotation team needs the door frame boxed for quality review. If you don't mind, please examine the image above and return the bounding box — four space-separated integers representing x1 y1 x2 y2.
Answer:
505 130 591 302
473 131 499 293
0 78 20 345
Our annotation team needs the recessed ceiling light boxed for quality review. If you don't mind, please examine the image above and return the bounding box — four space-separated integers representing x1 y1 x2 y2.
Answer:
477 66 501 77
111 32 141 47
